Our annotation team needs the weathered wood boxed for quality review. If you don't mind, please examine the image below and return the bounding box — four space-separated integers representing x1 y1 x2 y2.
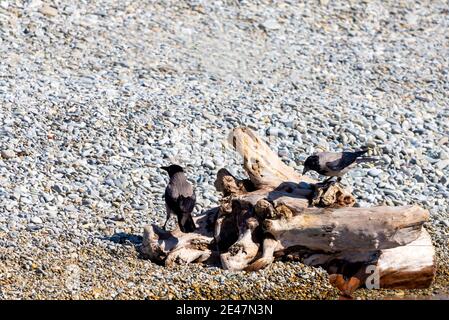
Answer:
229 127 315 188
141 208 218 266
264 204 429 252
141 224 214 266
220 217 260 270
214 168 254 196
301 229 435 293
142 126 436 294
377 229 436 289
245 236 278 271
311 181 356 208
229 127 355 207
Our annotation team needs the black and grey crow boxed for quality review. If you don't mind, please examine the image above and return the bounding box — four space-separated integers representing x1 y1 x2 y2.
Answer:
161 164 196 233
302 149 378 182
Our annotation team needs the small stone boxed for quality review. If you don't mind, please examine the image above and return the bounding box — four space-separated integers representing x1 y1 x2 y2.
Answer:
278 149 289 157
26 225 42 232
415 95 430 102
439 150 449 160
31 217 43 224
203 160 215 170
41 193 54 203
391 125 402 134
368 168 382 177
266 127 287 137
414 175 425 183
39 4 58 17
1 149 15 159
438 137 448 145
374 116 386 125
47 210 58 218
51 184 64 194
402 120 411 131
382 189 398 197
435 159 449 170
373 130 387 141
260 19 281 31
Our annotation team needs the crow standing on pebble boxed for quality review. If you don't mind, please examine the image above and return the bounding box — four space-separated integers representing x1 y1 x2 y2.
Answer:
161 164 196 233
302 149 378 183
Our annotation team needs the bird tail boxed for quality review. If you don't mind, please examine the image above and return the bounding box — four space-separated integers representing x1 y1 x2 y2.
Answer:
178 213 196 233
354 147 369 157
177 195 196 233
355 157 380 164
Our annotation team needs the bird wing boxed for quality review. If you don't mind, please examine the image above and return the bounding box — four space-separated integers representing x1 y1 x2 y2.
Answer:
317 152 342 165
178 193 196 213
164 185 179 211
325 151 366 171
165 183 196 214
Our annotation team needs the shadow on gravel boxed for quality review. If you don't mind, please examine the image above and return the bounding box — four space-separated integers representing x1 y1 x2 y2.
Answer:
102 233 154 260
102 233 143 247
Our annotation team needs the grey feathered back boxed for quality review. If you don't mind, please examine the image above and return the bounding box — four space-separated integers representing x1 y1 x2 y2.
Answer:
167 172 194 198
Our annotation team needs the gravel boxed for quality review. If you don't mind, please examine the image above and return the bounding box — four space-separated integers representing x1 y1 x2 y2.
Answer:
0 0 448 299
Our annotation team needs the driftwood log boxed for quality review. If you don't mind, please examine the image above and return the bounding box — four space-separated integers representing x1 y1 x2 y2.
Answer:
142 127 436 296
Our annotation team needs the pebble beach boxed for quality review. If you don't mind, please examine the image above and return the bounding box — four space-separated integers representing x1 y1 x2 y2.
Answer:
0 0 448 299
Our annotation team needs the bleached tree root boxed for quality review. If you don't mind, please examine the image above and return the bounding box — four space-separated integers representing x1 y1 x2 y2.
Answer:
141 127 436 294
302 229 435 295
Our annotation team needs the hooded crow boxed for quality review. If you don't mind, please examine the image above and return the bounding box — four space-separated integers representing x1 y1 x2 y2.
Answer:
302 149 378 182
161 164 196 233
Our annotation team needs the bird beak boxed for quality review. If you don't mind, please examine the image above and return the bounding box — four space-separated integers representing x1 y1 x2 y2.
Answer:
161 166 169 171
302 168 308 175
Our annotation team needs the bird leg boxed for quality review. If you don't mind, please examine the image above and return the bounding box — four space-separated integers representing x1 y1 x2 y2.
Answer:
321 176 339 186
323 177 334 184
164 204 175 231
322 176 343 188
163 216 170 230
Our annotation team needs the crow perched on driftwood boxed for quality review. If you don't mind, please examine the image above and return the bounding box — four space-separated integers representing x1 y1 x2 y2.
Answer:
302 149 378 183
161 164 196 233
